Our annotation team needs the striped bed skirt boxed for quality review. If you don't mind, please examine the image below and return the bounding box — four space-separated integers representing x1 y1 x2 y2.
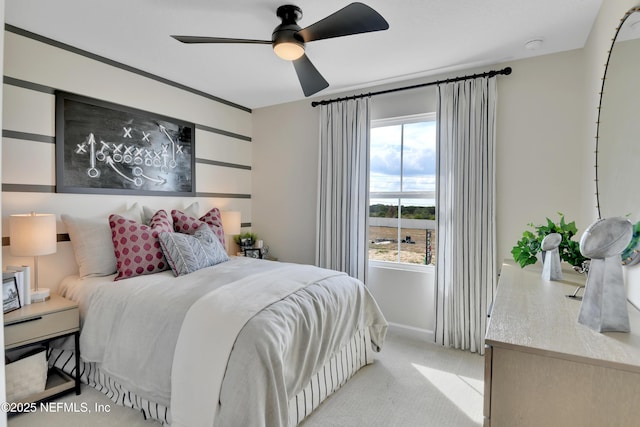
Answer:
49 327 373 425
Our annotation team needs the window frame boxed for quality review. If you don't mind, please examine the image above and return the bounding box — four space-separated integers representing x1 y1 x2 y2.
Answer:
368 112 437 270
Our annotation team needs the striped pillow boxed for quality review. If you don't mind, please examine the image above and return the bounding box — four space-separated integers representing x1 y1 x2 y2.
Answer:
159 223 230 276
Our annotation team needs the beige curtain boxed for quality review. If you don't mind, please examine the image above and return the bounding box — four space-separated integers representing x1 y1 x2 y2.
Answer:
316 98 370 281
435 77 498 355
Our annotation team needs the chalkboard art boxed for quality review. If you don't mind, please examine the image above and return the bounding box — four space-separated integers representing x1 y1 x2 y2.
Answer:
55 91 195 196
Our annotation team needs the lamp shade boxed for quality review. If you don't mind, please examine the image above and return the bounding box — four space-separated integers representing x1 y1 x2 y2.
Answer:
220 211 241 236
9 213 57 256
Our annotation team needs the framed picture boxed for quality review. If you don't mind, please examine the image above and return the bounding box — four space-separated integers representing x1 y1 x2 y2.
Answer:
55 91 195 196
3 276 21 314
244 248 263 259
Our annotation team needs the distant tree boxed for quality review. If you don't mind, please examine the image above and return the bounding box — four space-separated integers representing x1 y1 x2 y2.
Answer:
369 204 435 220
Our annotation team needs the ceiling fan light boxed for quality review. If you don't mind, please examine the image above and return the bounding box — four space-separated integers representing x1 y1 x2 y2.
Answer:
274 41 304 61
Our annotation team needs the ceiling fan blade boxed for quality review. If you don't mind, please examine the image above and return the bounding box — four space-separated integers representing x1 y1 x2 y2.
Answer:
292 54 329 97
298 2 389 43
171 35 271 44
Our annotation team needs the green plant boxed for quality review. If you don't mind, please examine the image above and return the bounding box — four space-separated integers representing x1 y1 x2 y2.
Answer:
234 232 257 246
621 220 640 262
511 213 588 268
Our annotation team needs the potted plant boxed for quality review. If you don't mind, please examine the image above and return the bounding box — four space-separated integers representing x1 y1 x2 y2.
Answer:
234 232 258 248
511 213 588 269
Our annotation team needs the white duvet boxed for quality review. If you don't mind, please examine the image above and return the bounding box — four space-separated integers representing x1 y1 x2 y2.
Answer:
60 257 387 426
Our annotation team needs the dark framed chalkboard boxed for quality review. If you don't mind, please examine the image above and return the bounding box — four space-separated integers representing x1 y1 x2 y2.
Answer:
55 91 195 196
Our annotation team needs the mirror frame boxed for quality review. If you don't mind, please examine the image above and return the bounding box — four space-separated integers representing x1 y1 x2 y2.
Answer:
595 6 640 266
595 5 640 219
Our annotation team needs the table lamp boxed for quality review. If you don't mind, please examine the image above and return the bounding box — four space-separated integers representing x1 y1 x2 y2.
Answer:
220 211 241 255
9 212 57 302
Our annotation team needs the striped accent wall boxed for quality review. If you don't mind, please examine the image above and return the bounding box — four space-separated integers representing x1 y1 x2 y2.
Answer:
1 26 254 287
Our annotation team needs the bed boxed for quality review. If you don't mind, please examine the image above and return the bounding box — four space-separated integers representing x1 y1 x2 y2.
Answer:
50 207 388 426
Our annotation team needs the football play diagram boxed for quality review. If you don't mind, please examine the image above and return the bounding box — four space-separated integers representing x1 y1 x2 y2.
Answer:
56 91 195 196
75 124 185 187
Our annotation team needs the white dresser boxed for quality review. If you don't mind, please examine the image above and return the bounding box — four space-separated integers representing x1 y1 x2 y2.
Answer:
484 261 640 427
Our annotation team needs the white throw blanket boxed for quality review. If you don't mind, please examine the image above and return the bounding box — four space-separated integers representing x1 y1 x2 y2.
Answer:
170 264 345 427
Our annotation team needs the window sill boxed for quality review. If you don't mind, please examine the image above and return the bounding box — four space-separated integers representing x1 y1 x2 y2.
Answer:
369 260 435 273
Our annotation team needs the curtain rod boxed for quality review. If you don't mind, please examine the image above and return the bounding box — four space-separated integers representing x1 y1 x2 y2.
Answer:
311 66 512 107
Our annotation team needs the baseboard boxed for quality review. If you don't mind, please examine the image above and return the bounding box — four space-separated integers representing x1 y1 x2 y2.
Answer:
387 322 435 343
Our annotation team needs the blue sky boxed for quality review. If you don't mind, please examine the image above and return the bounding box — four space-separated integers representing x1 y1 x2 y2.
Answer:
370 121 436 198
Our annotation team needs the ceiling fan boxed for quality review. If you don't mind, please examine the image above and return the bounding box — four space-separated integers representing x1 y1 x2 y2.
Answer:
171 2 389 97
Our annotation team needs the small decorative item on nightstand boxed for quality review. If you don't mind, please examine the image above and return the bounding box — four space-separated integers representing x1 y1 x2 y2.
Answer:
244 248 263 259
2 275 21 314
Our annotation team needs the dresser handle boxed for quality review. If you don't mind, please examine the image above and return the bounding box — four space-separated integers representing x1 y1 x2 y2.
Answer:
7 316 43 326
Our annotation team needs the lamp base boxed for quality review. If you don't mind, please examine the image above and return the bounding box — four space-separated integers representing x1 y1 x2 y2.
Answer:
31 288 50 303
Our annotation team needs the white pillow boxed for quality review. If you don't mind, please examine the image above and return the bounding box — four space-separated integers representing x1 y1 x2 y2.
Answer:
142 202 200 225
62 203 142 277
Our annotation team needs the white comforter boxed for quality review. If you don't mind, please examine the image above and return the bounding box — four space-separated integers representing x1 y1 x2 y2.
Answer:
61 257 387 426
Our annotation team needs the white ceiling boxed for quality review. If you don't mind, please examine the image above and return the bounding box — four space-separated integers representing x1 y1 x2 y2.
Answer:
5 0 602 109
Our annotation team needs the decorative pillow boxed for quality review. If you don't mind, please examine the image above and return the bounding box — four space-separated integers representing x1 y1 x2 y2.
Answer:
149 209 172 231
171 207 225 246
109 211 173 281
159 223 230 276
142 202 200 225
61 203 142 277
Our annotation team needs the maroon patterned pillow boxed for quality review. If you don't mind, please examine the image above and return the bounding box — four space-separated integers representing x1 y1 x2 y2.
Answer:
171 208 225 246
109 211 173 281
149 209 173 231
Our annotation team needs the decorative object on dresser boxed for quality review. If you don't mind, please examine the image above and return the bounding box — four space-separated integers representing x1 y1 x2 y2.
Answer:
577 217 632 332
540 232 562 281
9 212 57 303
511 213 588 270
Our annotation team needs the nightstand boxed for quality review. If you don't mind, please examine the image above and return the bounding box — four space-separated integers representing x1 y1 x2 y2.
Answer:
4 294 80 403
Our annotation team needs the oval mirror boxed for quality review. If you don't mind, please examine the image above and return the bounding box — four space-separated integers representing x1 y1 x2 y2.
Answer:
596 6 640 264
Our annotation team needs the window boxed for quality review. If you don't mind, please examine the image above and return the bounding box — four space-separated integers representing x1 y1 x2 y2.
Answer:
369 113 436 266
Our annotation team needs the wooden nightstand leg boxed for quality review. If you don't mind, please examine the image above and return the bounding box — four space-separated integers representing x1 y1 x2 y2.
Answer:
74 331 81 395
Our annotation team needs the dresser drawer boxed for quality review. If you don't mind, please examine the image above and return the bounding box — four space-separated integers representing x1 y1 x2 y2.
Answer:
4 307 79 349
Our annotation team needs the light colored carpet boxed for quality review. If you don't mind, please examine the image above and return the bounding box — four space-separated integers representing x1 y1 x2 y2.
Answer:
8 329 484 427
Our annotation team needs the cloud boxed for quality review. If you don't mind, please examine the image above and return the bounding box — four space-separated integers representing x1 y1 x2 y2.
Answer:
370 121 436 189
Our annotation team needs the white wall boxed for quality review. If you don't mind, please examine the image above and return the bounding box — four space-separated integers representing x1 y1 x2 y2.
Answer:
496 49 590 260
251 102 318 265
1 28 253 292
253 49 589 332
